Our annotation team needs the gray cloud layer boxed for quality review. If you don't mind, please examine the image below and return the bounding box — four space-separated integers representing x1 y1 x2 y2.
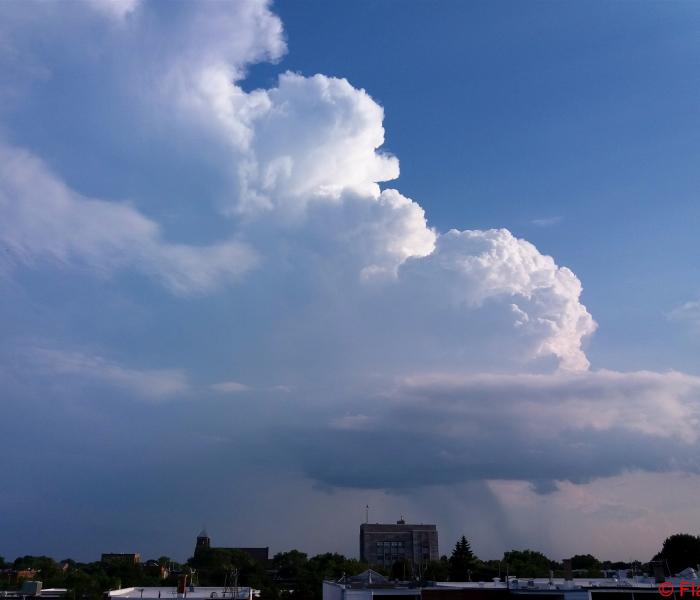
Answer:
287 371 700 492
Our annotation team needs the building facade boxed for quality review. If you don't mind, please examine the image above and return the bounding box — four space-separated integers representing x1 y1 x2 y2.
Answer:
360 520 439 569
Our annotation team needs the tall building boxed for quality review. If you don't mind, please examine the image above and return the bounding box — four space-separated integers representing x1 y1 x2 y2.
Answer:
359 519 439 569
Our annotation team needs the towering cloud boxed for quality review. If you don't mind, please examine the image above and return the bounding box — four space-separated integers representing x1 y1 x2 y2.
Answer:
0 0 696 561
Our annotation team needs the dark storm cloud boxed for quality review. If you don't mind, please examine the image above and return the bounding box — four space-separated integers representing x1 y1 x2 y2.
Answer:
283 371 700 491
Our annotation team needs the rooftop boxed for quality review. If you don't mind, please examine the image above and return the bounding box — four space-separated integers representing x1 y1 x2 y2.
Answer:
108 588 253 600
432 577 661 590
360 523 437 531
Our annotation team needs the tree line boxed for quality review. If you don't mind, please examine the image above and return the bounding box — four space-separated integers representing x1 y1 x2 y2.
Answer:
2 532 700 600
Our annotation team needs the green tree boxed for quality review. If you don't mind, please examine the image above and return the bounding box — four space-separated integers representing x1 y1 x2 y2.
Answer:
449 536 477 581
571 554 602 577
422 558 450 582
653 533 700 575
390 559 412 581
272 550 308 582
309 552 367 579
503 549 552 578
472 559 500 581
65 568 114 600
10 556 63 586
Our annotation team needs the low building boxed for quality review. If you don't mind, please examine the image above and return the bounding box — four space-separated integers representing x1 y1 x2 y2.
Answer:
108 586 256 600
324 574 670 600
427 577 662 600
1 569 40 585
0 582 67 600
101 554 142 566
323 570 421 600
193 531 269 564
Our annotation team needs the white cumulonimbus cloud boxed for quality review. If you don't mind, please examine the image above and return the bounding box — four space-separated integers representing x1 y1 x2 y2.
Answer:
398 228 596 371
234 73 401 214
1 0 697 510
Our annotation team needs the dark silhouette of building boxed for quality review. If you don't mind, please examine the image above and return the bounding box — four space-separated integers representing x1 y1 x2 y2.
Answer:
360 519 439 569
192 530 269 563
101 553 141 566
231 548 269 563
196 529 211 552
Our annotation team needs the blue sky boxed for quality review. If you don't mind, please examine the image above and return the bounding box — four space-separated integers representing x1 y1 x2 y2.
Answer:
1 0 700 564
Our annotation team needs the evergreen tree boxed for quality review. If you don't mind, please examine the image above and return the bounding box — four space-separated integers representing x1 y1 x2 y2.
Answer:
449 536 477 581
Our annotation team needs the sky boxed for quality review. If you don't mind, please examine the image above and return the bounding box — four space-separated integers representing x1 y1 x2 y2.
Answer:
1 0 700 565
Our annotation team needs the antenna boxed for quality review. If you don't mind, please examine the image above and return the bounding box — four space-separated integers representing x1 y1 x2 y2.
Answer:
365 504 369 524
223 568 239 599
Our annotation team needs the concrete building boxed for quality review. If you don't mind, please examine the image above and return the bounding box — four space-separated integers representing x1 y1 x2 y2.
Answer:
360 520 439 569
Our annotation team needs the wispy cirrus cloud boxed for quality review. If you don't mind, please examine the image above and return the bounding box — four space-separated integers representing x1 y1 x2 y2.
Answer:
530 216 563 227
84 0 140 20
667 300 700 332
210 381 251 394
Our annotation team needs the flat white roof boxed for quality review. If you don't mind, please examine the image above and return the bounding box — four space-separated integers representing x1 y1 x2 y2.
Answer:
433 578 659 590
108 588 252 600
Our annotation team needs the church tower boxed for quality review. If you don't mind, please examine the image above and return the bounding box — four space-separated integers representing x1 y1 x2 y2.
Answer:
195 528 210 555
